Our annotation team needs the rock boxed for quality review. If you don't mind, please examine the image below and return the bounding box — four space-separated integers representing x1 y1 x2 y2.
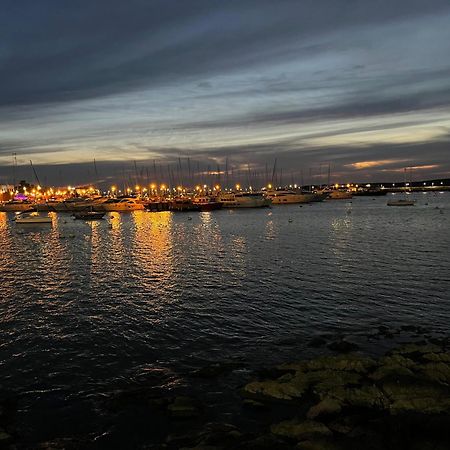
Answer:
243 399 267 409
243 372 309 401
167 396 201 418
307 398 342 419
327 385 389 409
309 369 361 394
382 380 450 414
423 352 450 363
0 429 12 443
235 434 291 449
306 354 376 374
420 362 450 384
392 343 442 357
327 340 359 353
328 415 360 435
370 365 415 381
271 419 332 441
296 439 342 450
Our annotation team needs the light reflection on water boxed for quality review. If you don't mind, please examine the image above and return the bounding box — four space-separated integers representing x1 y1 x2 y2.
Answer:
0 194 449 441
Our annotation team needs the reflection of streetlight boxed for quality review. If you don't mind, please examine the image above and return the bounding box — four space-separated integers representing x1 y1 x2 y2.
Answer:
236 184 240 191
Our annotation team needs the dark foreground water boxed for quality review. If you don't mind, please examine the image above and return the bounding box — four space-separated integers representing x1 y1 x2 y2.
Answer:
1 193 449 447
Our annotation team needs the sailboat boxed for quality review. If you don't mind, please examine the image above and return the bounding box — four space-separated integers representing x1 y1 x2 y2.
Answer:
387 168 416 206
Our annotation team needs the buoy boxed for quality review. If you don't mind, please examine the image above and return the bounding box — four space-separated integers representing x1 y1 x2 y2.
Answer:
288 218 293 223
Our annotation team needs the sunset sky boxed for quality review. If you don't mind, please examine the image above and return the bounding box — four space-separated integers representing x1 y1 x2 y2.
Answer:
1 0 450 186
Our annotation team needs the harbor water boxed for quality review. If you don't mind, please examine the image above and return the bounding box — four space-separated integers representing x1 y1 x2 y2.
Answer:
1 193 449 446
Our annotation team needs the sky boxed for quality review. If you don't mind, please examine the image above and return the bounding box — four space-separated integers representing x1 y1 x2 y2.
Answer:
1 0 450 187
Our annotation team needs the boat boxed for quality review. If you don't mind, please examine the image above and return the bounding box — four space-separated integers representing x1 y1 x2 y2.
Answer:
170 198 200 212
99 198 145 211
217 192 272 208
353 188 387 197
387 199 416 206
387 168 416 207
0 201 36 212
14 211 52 224
73 211 105 220
326 190 352 200
192 196 223 211
264 190 316 204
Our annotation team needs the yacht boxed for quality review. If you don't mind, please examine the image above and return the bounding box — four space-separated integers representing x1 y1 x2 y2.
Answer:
325 190 353 200
264 190 316 204
14 211 52 224
217 192 271 208
192 196 223 211
99 198 145 211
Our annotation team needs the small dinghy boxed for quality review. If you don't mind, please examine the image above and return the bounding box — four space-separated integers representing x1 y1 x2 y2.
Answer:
73 211 105 220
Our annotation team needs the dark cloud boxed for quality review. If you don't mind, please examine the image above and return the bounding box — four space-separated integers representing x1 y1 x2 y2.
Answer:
1 0 450 106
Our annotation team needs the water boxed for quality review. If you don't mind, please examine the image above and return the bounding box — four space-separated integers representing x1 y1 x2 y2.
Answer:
1 192 449 445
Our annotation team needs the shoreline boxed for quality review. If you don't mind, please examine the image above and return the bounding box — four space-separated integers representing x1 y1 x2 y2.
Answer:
1 329 449 449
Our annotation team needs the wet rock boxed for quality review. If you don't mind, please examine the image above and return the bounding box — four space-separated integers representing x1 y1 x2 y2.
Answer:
306 354 376 374
243 372 309 401
423 352 450 363
308 369 361 394
392 343 442 357
326 385 389 409
242 399 267 410
370 364 415 381
382 379 450 414
235 434 291 449
296 439 342 450
167 396 201 418
370 355 417 382
0 428 12 444
420 362 450 384
271 419 332 441
327 340 359 353
306 398 342 419
327 415 360 435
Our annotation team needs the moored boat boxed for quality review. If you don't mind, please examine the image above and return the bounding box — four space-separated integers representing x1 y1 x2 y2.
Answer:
99 198 145 211
73 211 105 220
264 190 315 204
192 196 222 211
14 211 52 224
387 199 416 206
217 192 271 208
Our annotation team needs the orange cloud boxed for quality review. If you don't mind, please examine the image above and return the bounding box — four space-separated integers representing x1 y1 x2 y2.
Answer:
380 164 440 173
345 159 407 169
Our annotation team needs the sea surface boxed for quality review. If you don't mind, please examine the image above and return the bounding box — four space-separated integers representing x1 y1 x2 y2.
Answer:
1 192 449 446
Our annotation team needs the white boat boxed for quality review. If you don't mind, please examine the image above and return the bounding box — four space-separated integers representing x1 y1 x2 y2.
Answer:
217 192 271 208
264 190 315 204
14 211 52 224
100 198 145 211
321 189 352 200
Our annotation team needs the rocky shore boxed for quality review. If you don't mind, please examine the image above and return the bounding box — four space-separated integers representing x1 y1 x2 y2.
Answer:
1 335 449 449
